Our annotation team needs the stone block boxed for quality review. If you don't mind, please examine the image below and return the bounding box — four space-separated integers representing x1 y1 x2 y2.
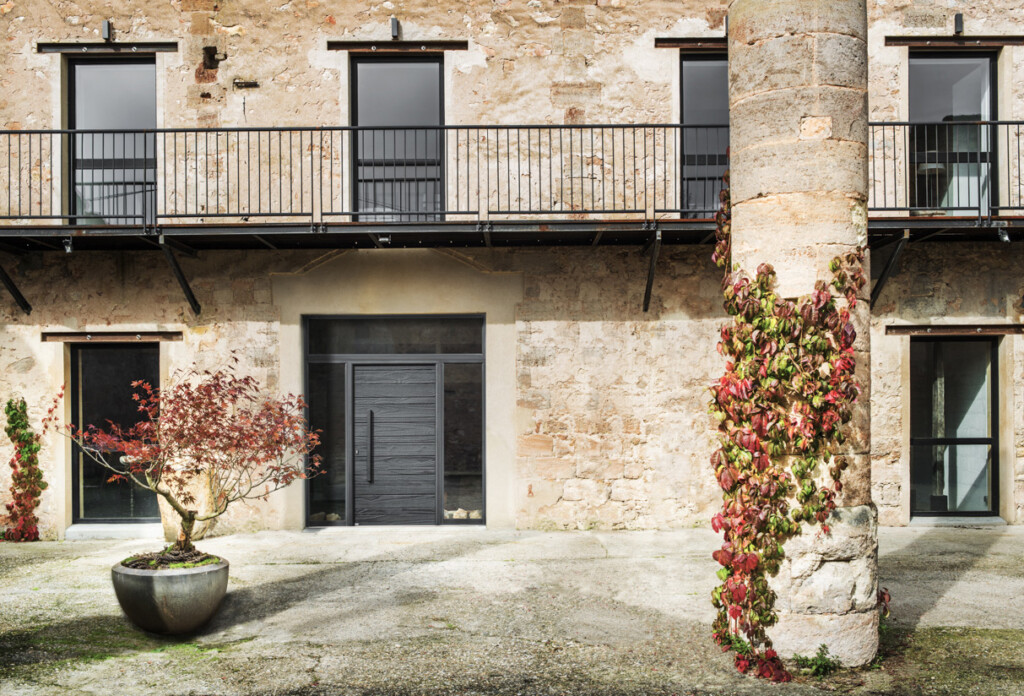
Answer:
813 33 868 89
560 6 586 29
729 34 815 99
771 610 878 666
576 458 624 480
778 555 877 614
730 86 867 151
610 478 645 502
520 433 554 457
533 457 574 480
729 0 867 45
729 139 868 204
562 478 609 504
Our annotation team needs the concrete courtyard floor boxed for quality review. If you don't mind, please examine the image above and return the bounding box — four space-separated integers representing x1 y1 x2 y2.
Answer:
2 525 1024 696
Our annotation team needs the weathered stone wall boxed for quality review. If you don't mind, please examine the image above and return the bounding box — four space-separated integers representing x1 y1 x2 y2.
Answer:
0 0 727 131
507 247 723 529
0 245 729 539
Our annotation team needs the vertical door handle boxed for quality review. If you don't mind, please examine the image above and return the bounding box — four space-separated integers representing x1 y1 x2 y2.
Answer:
367 409 374 484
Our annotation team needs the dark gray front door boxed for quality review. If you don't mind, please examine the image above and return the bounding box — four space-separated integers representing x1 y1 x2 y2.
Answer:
352 365 438 524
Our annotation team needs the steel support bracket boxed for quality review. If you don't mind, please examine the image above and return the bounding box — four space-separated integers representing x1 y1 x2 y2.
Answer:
0 262 31 315
477 221 493 247
641 227 662 312
870 229 909 310
161 241 201 316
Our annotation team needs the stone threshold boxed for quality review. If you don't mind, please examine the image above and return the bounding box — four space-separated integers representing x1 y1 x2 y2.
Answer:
64 523 165 541
908 516 1007 528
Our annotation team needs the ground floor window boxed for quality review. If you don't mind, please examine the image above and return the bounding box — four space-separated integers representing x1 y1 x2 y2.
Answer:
305 316 484 526
71 344 160 522
910 337 998 516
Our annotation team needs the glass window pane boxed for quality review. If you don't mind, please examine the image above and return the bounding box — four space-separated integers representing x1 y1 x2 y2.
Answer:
910 340 991 439
682 58 728 125
307 363 346 524
443 363 483 521
74 345 160 520
911 444 993 513
908 56 993 213
355 62 441 127
72 61 157 225
353 60 442 222
909 57 991 123
308 317 483 355
681 57 728 214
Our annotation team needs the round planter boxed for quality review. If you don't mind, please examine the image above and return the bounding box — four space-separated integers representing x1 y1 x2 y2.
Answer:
111 559 229 635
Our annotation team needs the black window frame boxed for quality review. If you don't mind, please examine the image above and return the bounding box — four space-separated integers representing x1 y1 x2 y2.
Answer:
906 49 1000 214
70 342 161 524
66 55 158 226
679 52 729 218
349 54 446 223
303 314 486 527
909 336 1000 517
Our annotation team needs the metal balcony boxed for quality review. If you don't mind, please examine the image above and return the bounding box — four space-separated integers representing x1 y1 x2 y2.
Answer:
0 125 728 250
1 123 1022 252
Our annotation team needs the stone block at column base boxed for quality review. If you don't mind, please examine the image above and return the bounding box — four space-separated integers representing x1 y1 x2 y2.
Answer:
770 608 879 666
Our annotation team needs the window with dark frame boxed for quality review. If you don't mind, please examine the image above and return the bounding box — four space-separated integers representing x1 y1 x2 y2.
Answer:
68 58 157 225
71 344 160 522
351 56 444 222
907 52 998 215
909 338 999 516
680 54 729 216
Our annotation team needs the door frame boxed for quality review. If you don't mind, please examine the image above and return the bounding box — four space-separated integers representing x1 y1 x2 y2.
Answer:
303 314 486 526
908 335 1000 517
69 342 161 524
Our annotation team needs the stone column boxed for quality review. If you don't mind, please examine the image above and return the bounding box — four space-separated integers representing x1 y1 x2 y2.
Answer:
727 0 878 665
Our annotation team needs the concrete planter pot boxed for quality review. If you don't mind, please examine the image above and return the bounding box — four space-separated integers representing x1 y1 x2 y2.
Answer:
111 559 229 634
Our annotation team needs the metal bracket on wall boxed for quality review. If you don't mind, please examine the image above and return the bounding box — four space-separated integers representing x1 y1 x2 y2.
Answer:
641 226 662 312
477 221 493 247
870 229 909 310
0 262 31 315
160 237 201 316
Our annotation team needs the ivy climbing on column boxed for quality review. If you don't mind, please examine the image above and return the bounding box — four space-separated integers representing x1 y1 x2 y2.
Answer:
708 171 867 681
3 396 60 542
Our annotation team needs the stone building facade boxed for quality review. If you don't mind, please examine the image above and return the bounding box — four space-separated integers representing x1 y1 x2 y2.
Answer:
0 0 1020 549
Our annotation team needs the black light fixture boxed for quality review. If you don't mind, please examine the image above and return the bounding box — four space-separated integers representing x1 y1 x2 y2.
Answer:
101 19 112 42
954 12 964 35
391 17 400 40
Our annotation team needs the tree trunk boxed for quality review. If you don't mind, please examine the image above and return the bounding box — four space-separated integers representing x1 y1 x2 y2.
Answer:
176 510 197 553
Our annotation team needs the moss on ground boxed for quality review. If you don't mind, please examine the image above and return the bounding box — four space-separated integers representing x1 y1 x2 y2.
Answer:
0 614 252 678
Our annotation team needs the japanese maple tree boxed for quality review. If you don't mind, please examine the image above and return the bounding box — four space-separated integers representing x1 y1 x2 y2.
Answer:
67 360 321 553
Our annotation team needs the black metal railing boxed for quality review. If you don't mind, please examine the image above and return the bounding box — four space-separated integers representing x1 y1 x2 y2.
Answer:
3 122 1021 229
869 121 1024 218
0 125 728 226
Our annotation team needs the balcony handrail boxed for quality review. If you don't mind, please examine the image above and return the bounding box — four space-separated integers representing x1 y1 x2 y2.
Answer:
2 121 1021 228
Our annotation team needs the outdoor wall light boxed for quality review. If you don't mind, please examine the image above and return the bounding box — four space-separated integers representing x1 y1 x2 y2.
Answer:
998 228 1010 243
63 238 72 254
954 13 964 35
391 17 400 40
102 20 112 42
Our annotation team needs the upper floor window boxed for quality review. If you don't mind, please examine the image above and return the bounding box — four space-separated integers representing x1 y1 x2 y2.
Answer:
908 53 996 214
680 55 728 216
351 57 443 222
69 58 157 225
